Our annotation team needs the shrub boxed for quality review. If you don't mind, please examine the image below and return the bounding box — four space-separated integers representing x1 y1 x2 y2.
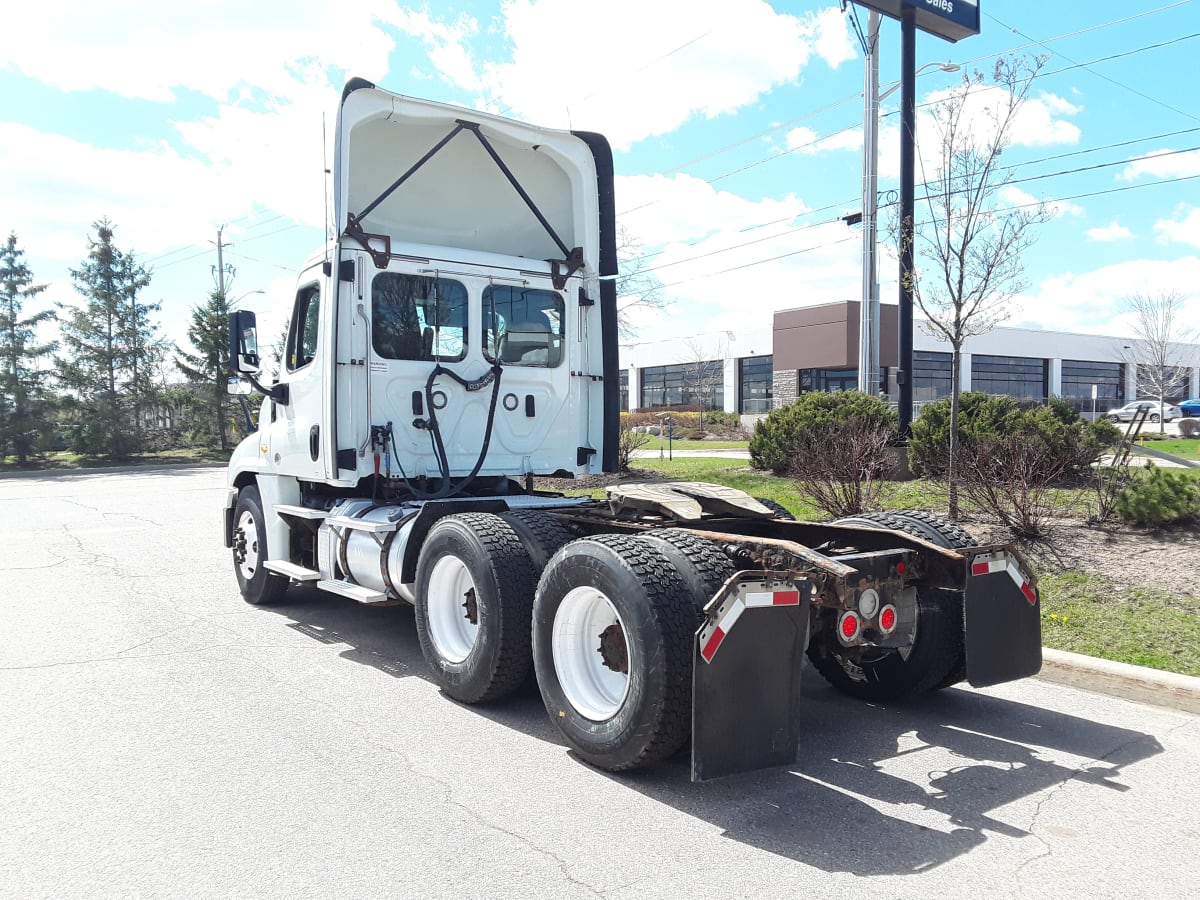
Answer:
1114 464 1200 526
748 392 897 518
750 391 897 475
616 416 651 472
909 393 1118 479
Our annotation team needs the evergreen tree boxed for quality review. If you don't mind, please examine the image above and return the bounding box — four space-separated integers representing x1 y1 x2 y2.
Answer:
0 232 57 464
176 289 235 450
57 219 158 456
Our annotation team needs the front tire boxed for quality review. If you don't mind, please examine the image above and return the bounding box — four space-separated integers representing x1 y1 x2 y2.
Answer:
533 535 696 772
231 484 288 607
414 513 536 704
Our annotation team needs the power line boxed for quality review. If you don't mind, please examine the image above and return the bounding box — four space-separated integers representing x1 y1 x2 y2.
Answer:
985 9 1200 123
643 171 1200 292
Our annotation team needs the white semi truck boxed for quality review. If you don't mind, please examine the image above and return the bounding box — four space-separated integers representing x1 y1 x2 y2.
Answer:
222 79 1041 780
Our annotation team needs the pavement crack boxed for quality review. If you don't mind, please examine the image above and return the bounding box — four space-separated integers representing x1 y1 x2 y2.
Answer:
222 647 605 897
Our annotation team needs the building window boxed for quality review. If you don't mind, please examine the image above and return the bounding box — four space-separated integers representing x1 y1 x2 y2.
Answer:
1061 360 1124 414
639 361 724 411
799 367 856 393
971 354 1047 401
912 351 952 402
619 369 629 412
738 355 773 413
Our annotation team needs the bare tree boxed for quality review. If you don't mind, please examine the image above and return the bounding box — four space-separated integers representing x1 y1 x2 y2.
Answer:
615 225 666 337
787 416 894 518
679 336 728 432
907 54 1052 519
1120 290 1196 425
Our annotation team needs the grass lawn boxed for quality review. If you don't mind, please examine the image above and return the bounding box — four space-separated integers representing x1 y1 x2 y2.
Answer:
1142 438 1200 461
1 448 230 471
639 439 750 452
1039 573 1200 677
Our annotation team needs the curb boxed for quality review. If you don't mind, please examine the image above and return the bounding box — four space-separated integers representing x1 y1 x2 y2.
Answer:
1037 647 1200 716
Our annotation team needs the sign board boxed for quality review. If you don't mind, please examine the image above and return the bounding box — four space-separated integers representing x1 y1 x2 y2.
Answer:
852 0 980 42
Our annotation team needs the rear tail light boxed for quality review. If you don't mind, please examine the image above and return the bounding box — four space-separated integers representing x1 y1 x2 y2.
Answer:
878 604 898 636
838 610 862 642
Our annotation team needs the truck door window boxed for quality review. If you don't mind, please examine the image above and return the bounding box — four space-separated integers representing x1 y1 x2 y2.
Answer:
372 272 468 362
483 285 564 367
286 284 321 372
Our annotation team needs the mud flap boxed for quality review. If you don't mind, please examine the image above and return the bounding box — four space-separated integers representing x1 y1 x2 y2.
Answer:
691 580 810 781
965 550 1042 688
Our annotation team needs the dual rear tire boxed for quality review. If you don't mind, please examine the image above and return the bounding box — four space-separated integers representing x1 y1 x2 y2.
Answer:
414 514 733 771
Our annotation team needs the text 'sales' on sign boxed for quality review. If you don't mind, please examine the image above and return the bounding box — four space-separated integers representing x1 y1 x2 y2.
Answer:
853 0 980 42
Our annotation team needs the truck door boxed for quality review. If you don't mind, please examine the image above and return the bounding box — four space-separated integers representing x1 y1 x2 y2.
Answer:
270 277 328 480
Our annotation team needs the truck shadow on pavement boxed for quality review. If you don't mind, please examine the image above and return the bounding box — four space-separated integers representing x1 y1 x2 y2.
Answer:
265 586 1163 876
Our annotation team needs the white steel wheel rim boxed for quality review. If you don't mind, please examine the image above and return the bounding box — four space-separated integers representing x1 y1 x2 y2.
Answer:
552 586 630 722
426 555 480 664
235 510 261 580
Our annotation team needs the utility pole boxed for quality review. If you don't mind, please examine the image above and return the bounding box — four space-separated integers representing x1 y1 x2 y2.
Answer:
857 9 881 397
212 226 233 297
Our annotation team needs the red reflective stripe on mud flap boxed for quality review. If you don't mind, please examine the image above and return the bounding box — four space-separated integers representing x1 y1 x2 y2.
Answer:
701 627 726 663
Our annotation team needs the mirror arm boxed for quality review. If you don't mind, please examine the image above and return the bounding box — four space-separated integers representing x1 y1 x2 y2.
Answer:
246 373 289 405
227 363 290 406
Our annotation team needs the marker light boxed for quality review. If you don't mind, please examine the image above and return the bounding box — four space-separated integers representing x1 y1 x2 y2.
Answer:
878 605 898 635
859 588 880 619
839 611 862 642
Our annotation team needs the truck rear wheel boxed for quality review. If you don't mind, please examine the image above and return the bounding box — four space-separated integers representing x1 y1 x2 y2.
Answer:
414 513 536 704
231 484 289 607
806 511 970 701
499 509 573 575
532 535 695 771
636 529 736 610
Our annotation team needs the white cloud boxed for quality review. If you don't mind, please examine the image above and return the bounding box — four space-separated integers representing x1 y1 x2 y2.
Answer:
1154 206 1200 247
1120 148 1200 182
613 172 859 334
0 122 249 261
1011 257 1200 334
919 82 1081 153
786 125 862 154
472 0 854 151
1086 220 1134 243
1039 92 1082 117
1000 185 1082 219
379 7 483 90
0 1 398 103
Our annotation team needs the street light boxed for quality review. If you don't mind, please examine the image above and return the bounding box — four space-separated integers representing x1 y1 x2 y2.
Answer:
856 7 958 399
231 289 265 308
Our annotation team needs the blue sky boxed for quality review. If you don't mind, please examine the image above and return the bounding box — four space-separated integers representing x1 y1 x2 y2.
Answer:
2 0 1198 358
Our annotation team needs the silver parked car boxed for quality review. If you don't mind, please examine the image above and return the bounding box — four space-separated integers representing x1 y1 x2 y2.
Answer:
1106 400 1181 423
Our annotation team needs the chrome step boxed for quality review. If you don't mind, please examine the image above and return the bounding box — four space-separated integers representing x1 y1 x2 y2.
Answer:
263 560 320 581
317 579 390 604
325 516 399 534
274 504 330 520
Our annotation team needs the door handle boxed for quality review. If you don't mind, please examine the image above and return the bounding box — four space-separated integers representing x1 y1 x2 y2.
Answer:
309 424 320 461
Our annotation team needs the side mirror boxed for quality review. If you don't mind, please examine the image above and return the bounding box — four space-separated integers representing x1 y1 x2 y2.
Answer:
228 310 261 375
226 377 253 397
